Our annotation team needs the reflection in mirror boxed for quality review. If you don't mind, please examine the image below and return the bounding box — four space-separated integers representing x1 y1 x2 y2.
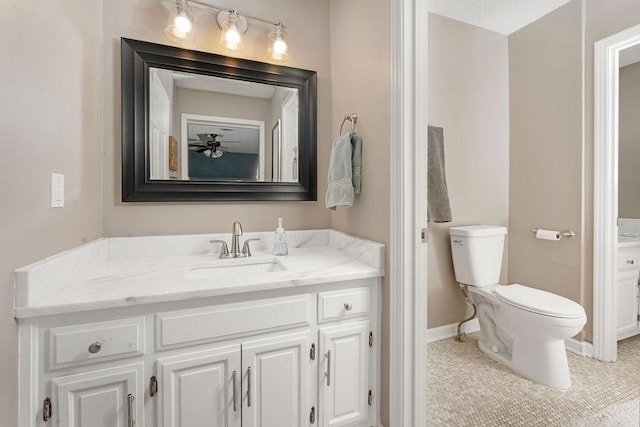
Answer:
618 44 640 218
148 68 298 183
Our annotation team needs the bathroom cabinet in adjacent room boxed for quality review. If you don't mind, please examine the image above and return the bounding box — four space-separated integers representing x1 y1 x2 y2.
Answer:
616 247 640 340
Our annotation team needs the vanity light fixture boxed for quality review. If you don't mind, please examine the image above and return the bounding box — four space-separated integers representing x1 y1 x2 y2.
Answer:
165 0 195 42
163 0 290 61
268 23 288 61
217 10 248 51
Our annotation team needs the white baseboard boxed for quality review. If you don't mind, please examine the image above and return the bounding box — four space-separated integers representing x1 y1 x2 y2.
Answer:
427 321 594 359
426 319 480 343
565 337 593 357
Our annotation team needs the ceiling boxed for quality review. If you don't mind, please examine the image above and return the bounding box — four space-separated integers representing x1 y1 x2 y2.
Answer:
428 0 574 35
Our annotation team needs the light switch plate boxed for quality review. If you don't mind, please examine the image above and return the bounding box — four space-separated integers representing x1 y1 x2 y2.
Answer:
50 173 64 208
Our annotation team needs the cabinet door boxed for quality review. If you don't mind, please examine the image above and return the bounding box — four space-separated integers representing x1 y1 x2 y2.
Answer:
319 321 369 427
51 362 143 427
616 270 640 340
157 345 241 427
242 332 312 427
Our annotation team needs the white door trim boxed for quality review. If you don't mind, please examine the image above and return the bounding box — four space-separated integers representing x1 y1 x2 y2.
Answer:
389 0 427 425
593 23 640 362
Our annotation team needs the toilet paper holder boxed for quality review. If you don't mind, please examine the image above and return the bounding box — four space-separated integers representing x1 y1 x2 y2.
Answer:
531 229 575 238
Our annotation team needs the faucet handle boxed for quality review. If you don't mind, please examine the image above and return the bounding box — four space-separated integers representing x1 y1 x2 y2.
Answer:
241 238 260 257
209 240 230 258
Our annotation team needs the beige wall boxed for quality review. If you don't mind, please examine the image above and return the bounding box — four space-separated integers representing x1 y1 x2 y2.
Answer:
329 0 390 423
0 0 104 423
618 62 640 218
508 0 584 314
427 14 510 328
102 0 332 236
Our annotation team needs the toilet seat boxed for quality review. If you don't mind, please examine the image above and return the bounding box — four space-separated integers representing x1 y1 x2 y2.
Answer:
493 284 585 319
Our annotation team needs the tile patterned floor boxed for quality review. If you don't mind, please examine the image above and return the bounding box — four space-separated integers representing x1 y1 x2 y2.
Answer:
427 334 640 426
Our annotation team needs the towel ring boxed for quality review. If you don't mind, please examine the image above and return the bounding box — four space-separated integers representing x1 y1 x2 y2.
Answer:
339 113 358 136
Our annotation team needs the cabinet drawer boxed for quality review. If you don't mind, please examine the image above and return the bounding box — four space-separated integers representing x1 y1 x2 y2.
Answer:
318 287 370 323
48 317 145 369
156 295 312 350
618 249 640 271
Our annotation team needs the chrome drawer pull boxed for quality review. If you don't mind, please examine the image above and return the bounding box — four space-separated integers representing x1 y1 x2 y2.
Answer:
127 394 135 427
344 303 353 311
627 259 635 265
326 350 331 387
247 366 252 407
232 371 237 412
88 342 102 354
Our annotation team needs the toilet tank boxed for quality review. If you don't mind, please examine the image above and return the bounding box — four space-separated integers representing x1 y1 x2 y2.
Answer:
449 225 507 287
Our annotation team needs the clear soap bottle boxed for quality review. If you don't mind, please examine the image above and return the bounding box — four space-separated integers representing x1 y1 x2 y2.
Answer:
272 217 288 256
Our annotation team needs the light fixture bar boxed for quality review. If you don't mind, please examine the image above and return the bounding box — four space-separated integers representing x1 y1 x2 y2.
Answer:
188 0 282 27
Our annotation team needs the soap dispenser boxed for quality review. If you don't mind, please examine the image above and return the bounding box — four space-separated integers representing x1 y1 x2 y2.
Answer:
272 217 288 256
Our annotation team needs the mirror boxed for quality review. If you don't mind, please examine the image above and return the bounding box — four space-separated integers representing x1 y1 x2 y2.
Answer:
121 38 317 201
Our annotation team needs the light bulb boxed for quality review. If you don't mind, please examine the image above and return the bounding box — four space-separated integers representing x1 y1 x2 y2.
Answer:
273 38 287 55
165 1 194 42
225 26 241 49
269 24 288 61
172 28 187 38
174 14 192 33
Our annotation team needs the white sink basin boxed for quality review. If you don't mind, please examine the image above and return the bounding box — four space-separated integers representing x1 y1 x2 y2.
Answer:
188 258 285 279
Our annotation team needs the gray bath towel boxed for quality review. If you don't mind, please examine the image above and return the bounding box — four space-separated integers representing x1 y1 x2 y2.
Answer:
326 132 363 209
326 132 355 209
428 126 452 222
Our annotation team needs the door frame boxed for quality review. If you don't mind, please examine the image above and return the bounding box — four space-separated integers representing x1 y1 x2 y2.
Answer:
389 0 428 425
593 23 640 362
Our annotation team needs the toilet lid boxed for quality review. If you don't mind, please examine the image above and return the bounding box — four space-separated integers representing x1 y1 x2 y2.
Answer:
493 284 585 319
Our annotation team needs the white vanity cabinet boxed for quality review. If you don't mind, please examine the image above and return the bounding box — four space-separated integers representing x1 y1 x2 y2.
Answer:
616 247 640 340
15 229 385 427
156 345 241 427
319 321 370 427
156 332 313 427
50 363 144 427
241 332 313 427
19 280 380 427
317 287 373 427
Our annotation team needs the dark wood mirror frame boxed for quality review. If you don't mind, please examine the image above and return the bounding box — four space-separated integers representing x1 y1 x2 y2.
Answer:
121 38 317 202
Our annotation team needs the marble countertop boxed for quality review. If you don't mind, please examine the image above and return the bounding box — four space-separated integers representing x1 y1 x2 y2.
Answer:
14 229 384 319
618 235 640 248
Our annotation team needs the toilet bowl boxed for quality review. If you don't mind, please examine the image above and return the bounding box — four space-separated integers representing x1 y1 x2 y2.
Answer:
449 225 586 390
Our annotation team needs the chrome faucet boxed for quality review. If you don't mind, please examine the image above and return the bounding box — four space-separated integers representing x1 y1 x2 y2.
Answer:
210 221 259 258
230 221 243 257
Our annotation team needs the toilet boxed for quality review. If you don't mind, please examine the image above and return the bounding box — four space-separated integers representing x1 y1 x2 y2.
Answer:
449 225 586 390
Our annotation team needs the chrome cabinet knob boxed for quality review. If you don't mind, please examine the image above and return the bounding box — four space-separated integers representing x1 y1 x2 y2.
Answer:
88 342 102 354
627 259 635 265
344 303 353 311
